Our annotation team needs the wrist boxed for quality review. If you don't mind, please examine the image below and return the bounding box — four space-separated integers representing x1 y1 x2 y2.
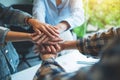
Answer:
61 41 78 50
40 54 56 60
25 17 32 25
27 33 33 41
42 57 55 62
55 21 70 33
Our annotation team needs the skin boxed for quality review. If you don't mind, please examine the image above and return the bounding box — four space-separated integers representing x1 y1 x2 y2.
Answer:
33 0 73 59
5 30 63 46
55 21 70 33
34 40 79 53
34 40 80 60
27 18 60 38
33 21 71 54
5 31 32 42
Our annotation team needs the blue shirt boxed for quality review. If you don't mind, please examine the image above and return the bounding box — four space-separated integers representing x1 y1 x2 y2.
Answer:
0 3 31 80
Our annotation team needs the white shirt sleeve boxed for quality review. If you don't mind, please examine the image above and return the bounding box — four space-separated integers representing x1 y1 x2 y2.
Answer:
32 0 46 23
0 27 10 45
63 0 85 30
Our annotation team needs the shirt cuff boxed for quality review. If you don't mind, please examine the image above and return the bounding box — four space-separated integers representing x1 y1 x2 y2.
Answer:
42 58 65 72
0 27 10 46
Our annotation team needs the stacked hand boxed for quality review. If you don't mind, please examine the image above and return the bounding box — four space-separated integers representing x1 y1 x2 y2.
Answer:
33 42 64 60
27 18 64 60
32 32 64 60
28 18 59 38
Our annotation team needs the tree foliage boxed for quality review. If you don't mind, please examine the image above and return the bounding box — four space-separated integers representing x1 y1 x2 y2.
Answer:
83 0 120 28
73 0 120 38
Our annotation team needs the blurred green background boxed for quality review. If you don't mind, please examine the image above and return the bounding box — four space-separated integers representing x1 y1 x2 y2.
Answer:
73 0 120 38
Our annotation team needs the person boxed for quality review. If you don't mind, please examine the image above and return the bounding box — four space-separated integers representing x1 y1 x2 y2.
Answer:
33 27 120 80
32 0 85 55
0 3 61 80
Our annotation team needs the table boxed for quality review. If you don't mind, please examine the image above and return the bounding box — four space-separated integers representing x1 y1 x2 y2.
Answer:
11 50 98 80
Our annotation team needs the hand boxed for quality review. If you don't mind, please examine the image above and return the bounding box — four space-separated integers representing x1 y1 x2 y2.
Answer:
34 44 61 60
27 18 59 38
31 31 63 45
34 44 62 54
54 21 70 33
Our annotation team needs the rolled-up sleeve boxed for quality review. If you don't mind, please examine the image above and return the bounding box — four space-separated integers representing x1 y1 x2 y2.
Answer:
33 0 46 23
0 27 10 45
63 0 85 30
78 27 119 58
2 7 31 26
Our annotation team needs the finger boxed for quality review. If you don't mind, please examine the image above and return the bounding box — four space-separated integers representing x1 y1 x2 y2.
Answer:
31 32 37 36
42 36 63 45
46 26 60 37
34 28 41 34
50 37 63 42
46 37 63 45
36 29 42 34
54 44 61 51
46 24 60 34
46 46 51 52
41 36 49 44
39 26 56 38
47 38 63 45
32 33 44 43
48 25 60 34
42 25 59 37
49 45 57 54
40 45 46 52
47 41 58 45
36 34 47 45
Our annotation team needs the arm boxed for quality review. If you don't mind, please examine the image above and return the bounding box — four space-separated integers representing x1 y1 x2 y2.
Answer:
34 27 120 57
61 27 120 58
5 31 32 42
0 26 32 44
32 0 46 23
33 27 120 80
0 3 31 26
33 51 89 80
0 3 59 38
55 0 85 32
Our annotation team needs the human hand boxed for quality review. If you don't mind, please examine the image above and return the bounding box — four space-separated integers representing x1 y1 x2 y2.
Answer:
27 18 59 38
31 31 63 45
34 44 62 54
54 21 70 33
34 44 62 60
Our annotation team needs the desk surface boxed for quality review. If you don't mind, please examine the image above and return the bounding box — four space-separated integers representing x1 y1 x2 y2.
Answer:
11 50 98 80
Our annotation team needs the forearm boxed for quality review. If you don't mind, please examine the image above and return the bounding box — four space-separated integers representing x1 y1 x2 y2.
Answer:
5 31 32 42
77 27 119 58
62 0 85 29
61 40 79 50
55 21 70 33
32 0 46 22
